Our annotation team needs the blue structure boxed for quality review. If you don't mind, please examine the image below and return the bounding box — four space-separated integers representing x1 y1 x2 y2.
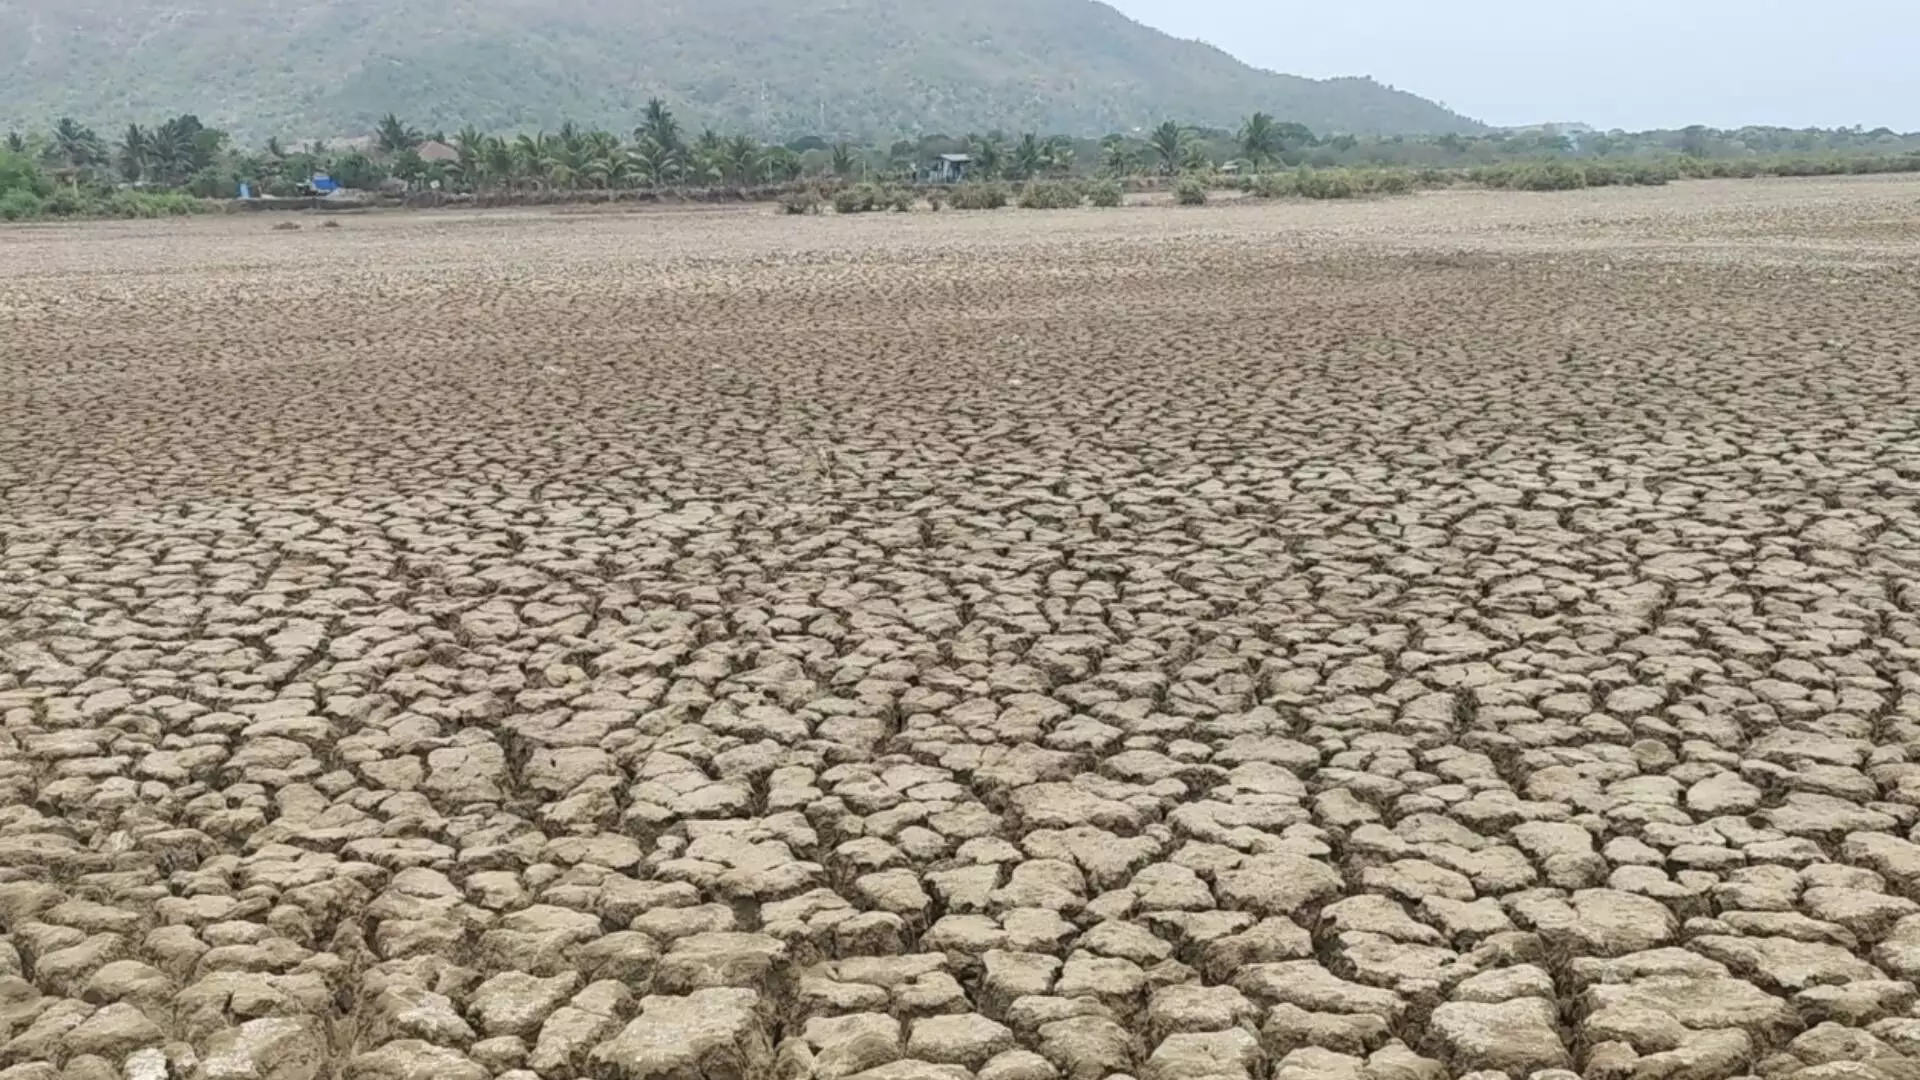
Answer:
310 174 339 194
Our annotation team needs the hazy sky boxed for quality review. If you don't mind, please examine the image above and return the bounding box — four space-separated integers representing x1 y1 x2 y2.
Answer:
1104 0 1919 131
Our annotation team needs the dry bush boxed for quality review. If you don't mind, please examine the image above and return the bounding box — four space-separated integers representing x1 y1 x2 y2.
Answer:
948 183 1009 210
1017 180 1081 209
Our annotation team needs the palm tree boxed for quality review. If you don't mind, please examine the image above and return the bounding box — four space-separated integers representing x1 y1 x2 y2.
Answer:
1148 121 1187 175
1044 136 1076 176
454 126 488 190
583 142 631 190
147 118 195 186
575 130 623 189
628 137 677 188
483 136 517 192
1101 135 1134 176
1182 139 1213 173
391 146 427 187
1239 112 1280 172
117 124 149 182
682 128 723 185
513 133 551 190
376 113 422 156
759 146 801 183
830 141 858 179
967 134 1005 180
1011 133 1044 180
723 135 759 185
52 118 104 186
256 138 286 189
638 98 682 158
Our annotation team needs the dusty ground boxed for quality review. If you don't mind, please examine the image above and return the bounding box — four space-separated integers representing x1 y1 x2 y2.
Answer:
3 176 1920 1080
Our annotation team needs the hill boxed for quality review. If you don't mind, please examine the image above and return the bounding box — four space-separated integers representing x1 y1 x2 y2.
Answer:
0 0 1481 141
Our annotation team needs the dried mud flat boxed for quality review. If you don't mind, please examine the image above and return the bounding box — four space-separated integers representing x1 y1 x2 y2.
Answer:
3 176 1920 1080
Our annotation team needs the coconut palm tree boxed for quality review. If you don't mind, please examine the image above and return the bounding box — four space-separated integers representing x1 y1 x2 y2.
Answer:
1149 121 1187 175
1044 136 1076 176
1011 133 1044 180
637 98 682 158
117 124 149 182
724 135 759 185
830 141 858 179
628 138 678 188
1239 112 1280 172
391 146 427 187
967 134 1005 180
147 118 196 186
454 126 488 190
256 136 286 189
376 113 422 156
513 133 548 189
759 146 801 183
483 136 517 192
1101 135 1134 176
52 118 104 186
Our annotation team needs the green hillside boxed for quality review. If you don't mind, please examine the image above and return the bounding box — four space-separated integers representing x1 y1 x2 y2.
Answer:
0 0 1482 140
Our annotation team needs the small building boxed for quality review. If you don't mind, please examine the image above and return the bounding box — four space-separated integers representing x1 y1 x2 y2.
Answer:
926 153 973 184
417 140 460 164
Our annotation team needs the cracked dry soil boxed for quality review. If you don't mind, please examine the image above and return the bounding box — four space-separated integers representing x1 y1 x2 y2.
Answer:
3 176 1920 1080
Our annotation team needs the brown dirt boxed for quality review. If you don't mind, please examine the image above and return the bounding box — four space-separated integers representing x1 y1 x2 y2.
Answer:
3 175 1920 1080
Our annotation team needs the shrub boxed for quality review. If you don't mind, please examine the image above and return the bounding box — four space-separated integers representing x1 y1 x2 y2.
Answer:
781 191 822 215
926 191 944 211
85 190 201 218
1505 162 1589 191
1251 172 1298 198
186 167 237 200
1018 180 1081 209
143 191 203 216
1295 167 1357 199
0 188 42 221
888 190 913 212
0 150 52 199
329 151 384 191
40 186 89 217
1356 168 1414 196
949 183 1008 210
832 184 880 213
1623 161 1678 186
1174 176 1207 205
1088 179 1123 207
1467 165 1512 189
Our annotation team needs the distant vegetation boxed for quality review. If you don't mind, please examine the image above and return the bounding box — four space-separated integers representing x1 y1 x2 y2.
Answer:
3 105 1918 222
0 0 1478 140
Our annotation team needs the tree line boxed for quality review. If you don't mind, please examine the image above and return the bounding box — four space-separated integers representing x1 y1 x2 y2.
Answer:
5 100 1919 220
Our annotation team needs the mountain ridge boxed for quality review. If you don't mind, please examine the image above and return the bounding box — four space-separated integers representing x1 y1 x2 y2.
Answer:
0 0 1484 140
